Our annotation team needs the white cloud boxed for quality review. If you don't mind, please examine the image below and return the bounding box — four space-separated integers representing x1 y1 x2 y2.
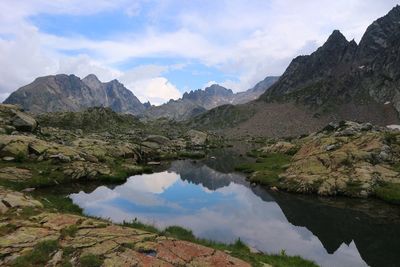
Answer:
125 77 181 105
0 0 399 101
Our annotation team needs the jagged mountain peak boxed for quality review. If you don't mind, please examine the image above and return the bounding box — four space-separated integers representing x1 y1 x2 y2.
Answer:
260 5 400 114
4 74 145 114
82 74 101 83
326 30 348 44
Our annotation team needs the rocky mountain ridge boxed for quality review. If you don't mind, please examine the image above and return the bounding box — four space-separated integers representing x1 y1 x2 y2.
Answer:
192 5 400 138
262 5 400 113
4 74 146 115
144 76 279 120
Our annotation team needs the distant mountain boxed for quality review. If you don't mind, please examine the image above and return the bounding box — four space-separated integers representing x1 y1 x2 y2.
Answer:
144 77 279 120
191 6 400 137
4 74 145 114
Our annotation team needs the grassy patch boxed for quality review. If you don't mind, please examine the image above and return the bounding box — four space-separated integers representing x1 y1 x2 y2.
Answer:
0 223 18 236
11 240 59 267
37 194 83 214
60 225 79 238
98 162 152 183
376 183 400 204
79 254 103 267
235 153 291 186
122 219 159 234
163 225 196 240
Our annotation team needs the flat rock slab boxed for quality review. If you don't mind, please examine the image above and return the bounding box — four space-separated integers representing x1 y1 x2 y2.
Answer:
0 208 250 267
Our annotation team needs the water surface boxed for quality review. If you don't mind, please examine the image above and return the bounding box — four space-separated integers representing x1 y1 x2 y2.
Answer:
70 159 400 267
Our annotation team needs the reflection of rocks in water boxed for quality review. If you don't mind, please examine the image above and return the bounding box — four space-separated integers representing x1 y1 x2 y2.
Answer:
204 144 258 173
272 192 400 267
169 160 247 190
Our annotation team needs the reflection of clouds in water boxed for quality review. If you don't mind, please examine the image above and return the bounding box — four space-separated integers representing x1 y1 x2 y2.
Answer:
70 169 367 267
124 171 179 193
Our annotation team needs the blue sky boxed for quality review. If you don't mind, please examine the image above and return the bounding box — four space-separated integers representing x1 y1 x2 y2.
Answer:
0 0 398 104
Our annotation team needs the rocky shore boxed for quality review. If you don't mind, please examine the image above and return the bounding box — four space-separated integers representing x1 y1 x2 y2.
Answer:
241 121 400 204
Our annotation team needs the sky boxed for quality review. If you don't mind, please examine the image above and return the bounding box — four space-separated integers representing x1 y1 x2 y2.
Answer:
0 0 399 105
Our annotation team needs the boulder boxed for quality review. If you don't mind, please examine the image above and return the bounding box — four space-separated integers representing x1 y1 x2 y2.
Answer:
11 110 38 132
186 130 207 146
144 135 171 145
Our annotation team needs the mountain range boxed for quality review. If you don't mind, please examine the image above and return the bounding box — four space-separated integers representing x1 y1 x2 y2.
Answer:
192 5 400 137
4 74 146 115
3 5 400 138
3 71 278 120
143 77 279 120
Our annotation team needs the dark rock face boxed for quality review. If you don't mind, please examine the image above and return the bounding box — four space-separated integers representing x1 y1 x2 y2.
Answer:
262 5 400 114
144 78 278 121
4 74 145 115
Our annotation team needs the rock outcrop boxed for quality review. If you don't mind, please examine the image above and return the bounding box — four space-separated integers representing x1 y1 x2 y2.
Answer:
271 121 400 201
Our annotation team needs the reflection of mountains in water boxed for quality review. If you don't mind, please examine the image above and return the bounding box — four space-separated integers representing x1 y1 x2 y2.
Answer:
272 192 400 267
169 160 276 202
169 160 246 190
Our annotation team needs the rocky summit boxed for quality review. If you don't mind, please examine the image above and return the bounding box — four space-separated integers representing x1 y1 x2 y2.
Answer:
4 74 145 115
262 5 400 113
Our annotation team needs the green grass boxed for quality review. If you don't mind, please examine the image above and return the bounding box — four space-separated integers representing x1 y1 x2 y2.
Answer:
37 194 83 214
122 219 159 233
235 153 291 186
11 240 59 267
79 254 103 267
60 225 79 238
376 183 400 204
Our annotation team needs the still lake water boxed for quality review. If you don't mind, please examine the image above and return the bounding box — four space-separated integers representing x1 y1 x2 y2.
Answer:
69 158 400 267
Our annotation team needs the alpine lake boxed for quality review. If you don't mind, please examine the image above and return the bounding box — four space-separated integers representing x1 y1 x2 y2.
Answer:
38 146 400 267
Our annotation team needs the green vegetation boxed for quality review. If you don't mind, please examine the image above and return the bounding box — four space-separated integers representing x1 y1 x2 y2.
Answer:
235 153 291 186
79 254 103 267
11 240 59 267
37 194 83 214
376 183 400 204
60 225 79 238
37 107 143 134
122 219 159 233
0 223 17 236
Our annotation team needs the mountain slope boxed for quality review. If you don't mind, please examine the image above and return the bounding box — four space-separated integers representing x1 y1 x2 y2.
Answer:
262 5 400 112
144 77 278 120
191 6 400 137
4 74 145 114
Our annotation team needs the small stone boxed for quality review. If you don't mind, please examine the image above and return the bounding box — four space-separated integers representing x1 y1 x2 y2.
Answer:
49 153 71 163
147 161 161 166
3 157 15 161
22 188 35 192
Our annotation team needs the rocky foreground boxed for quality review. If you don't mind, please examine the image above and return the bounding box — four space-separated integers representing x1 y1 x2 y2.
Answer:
0 187 251 267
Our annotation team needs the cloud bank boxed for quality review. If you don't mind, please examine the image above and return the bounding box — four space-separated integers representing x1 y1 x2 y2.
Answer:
0 0 398 104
